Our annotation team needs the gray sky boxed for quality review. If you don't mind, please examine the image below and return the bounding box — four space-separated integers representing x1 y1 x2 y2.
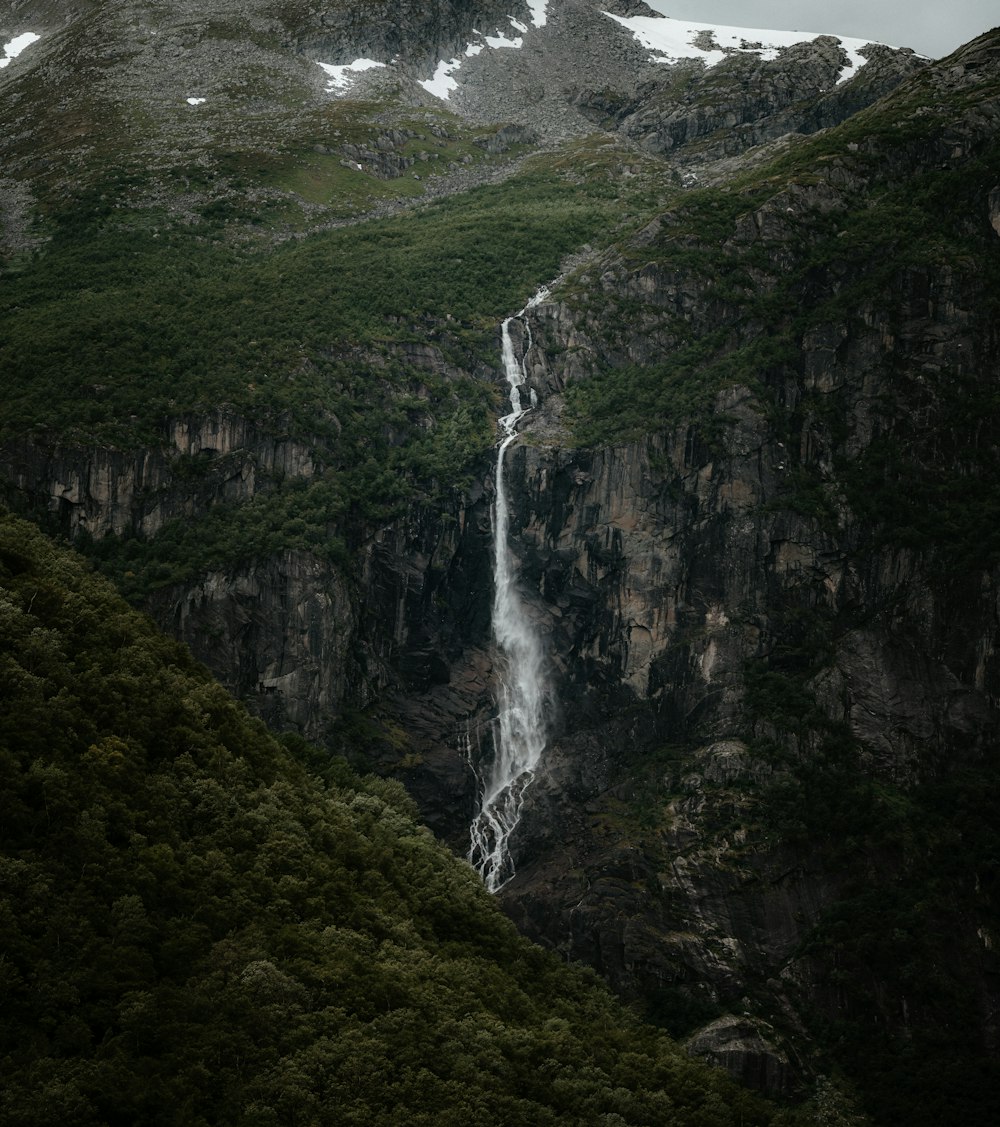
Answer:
645 1 998 58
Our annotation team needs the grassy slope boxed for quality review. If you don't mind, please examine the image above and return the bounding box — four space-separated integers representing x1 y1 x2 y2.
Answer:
1 154 630 445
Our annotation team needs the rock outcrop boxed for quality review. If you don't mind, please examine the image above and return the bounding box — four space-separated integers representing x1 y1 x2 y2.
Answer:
2 411 317 539
577 39 927 164
291 0 534 75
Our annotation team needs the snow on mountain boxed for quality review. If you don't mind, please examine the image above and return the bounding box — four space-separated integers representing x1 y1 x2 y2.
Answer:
419 44 485 100
611 4 888 83
1 32 40 69
526 0 550 28
318 58 388 94
316 0 892 105
417 19 528 100
317 4 550 102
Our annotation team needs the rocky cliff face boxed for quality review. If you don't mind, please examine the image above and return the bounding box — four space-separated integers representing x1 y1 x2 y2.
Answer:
577 38 927 165
484 32 1000 1106
0 408 498 803
3 412 316 539
328 26 1000 1105
495 385 999 1090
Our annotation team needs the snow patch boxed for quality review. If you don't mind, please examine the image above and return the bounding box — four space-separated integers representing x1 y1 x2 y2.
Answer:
186 97 206 106
1 31 40 69
421 57 462 99
418 21 527 100
317 57 386 94
527 1 549 28
603 8 886 83
483 31 523 49
836 42 872 84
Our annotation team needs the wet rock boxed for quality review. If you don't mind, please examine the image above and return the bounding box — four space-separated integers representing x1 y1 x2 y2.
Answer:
685 1015 797 1095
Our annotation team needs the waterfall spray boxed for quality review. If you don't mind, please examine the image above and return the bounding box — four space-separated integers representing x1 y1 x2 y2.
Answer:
469 292 550 892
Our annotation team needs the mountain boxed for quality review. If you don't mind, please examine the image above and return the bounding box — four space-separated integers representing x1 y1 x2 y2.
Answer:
3 2 1000 1122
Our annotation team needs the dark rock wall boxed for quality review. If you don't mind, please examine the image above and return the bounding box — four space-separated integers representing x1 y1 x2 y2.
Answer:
1 412 318 540
483 43 1000 1090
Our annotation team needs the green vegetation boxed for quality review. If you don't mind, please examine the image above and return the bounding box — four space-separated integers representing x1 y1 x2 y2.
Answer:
82 476 354 599
565 333 794 447
0 512 791 1125
1 158 626 446
1 133 664 591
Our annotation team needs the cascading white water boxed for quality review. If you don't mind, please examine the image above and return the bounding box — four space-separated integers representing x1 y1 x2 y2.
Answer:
469 292 550 892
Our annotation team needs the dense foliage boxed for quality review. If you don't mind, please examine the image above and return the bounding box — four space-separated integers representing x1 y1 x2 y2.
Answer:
1 154 633 448
0 513 788 1126
1 135 659 594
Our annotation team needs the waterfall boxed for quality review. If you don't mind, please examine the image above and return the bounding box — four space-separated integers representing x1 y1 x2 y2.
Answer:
469 291 550 892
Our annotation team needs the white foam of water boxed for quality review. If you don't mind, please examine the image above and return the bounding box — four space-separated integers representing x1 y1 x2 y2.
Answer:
469 289 551 892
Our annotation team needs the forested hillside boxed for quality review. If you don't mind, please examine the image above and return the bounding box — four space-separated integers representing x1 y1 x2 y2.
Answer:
0 512 797 1126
